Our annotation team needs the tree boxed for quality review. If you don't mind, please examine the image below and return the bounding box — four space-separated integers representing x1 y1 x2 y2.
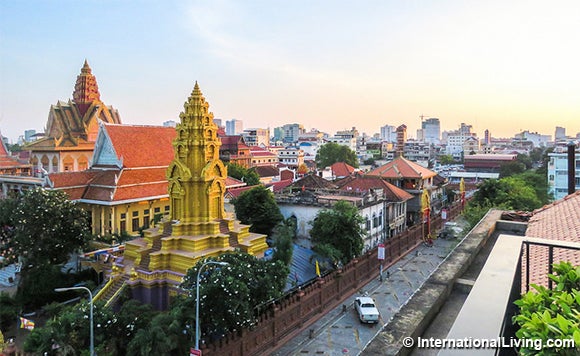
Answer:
271 219 295 266
309 200 365 264
180 253 289 339
226 163 260 186
439 154 455 165
470 177 542 212
499 161 526 178
233 185 283 236
315 142 359 168
10 188 91 270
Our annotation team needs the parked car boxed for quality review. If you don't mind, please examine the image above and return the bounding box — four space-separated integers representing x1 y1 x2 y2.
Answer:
354 296 380 324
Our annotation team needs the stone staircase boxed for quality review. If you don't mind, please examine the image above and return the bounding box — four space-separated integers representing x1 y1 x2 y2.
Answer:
220 220 239 248
138 237 163 271
95 274 129 306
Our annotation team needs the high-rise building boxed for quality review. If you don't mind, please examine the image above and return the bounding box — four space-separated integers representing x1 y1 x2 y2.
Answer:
396 124 407 157
555 126 566 142
226 119 243 135
242 128 270 147
484 129 491 145
548 143 580 200
380 125 397 142
280 123 305 143
421 118 440 144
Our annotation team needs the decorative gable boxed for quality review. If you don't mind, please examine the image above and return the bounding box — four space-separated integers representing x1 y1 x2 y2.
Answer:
92 123 121 168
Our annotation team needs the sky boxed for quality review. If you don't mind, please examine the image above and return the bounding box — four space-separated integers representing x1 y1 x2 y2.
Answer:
1 0 580 143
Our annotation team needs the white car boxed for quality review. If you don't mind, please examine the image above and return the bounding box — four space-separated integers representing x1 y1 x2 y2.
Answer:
354 296 380 324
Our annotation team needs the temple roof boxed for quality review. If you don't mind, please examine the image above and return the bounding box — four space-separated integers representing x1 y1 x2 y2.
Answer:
335 175 414 202
73 59 101 116
95 123 176 168
27 61 122 151
366 156 437 180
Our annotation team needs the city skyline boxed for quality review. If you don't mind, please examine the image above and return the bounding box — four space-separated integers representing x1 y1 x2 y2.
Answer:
2 1 580 142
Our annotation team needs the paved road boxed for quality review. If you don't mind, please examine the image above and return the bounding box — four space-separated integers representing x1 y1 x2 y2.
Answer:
273 234 462 356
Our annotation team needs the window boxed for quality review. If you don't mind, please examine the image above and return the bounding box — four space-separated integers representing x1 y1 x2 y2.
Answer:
120 213 126 219
144 209 150 215
372 214 378 228
132 218 140 232
154 207 161 213
120 220 126 232
132 211 139 217
143 216 150 228
365 218 371 231
165 205 170 212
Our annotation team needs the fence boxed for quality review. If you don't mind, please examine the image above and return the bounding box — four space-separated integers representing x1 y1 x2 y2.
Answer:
201 200 463 355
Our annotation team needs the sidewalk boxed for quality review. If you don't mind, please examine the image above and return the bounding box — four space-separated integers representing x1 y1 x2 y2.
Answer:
273 230 464 356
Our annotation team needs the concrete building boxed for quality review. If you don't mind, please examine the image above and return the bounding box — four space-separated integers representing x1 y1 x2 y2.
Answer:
422 117 440 144
555 126 566 142
225 119 243 135
548 142 580 200
444 123 477 160
278 147 305 169
242 128 270 147
280 123 305 143
380 125 397 143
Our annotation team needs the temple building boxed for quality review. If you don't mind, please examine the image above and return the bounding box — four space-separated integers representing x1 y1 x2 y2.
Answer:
92 83 269 309
26 60 122 175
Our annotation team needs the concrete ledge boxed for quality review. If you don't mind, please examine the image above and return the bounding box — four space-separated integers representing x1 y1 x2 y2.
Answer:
361 209 503 356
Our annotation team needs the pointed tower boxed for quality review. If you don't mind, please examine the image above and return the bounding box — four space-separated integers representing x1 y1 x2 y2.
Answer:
72 60 102 117
106 83 268 309
167 82 228 236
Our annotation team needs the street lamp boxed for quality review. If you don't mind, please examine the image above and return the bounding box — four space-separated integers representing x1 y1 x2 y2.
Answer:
55 286 94 356
195 260 229 352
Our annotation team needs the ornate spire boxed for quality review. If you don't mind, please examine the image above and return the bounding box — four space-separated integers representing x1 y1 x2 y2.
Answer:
168 82 227 230
73 60 101 117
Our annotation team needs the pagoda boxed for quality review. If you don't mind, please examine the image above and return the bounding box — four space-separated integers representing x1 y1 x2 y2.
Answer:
103 83 269 309
26 60 122 174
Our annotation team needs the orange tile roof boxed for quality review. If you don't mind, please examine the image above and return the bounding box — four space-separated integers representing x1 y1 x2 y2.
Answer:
366 156 437 179
331 162 356 177
103 123 176 168
524 191 580 288
267 179 293 192
335 175 414 202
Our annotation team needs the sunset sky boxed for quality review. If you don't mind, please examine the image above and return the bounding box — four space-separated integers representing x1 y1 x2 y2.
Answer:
1 0 580 142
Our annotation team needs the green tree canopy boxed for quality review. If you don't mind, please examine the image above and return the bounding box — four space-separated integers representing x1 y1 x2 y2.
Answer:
233 185 283 236
470 177 542 212
315 142 359 169
309 200 365 264
226 163 260 186
438 154 455 165
8 188 91 270
271 219 295 266
180 253 289 338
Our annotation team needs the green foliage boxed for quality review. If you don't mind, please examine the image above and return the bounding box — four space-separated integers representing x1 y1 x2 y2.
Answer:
24 299 118 355
315 142 359 169
9 188 91 269
439 154 455 165
180 252 289 338
271 220 295 266
309 200 365 264
226 163 260 186
126 312 184 356
24 298 159 355
513 262 580 355
233 185 283 236
499 161 527 178
363 157 376 166
16 265 68 310
462 205 490 231
470 177 542 212
0 293 18 331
